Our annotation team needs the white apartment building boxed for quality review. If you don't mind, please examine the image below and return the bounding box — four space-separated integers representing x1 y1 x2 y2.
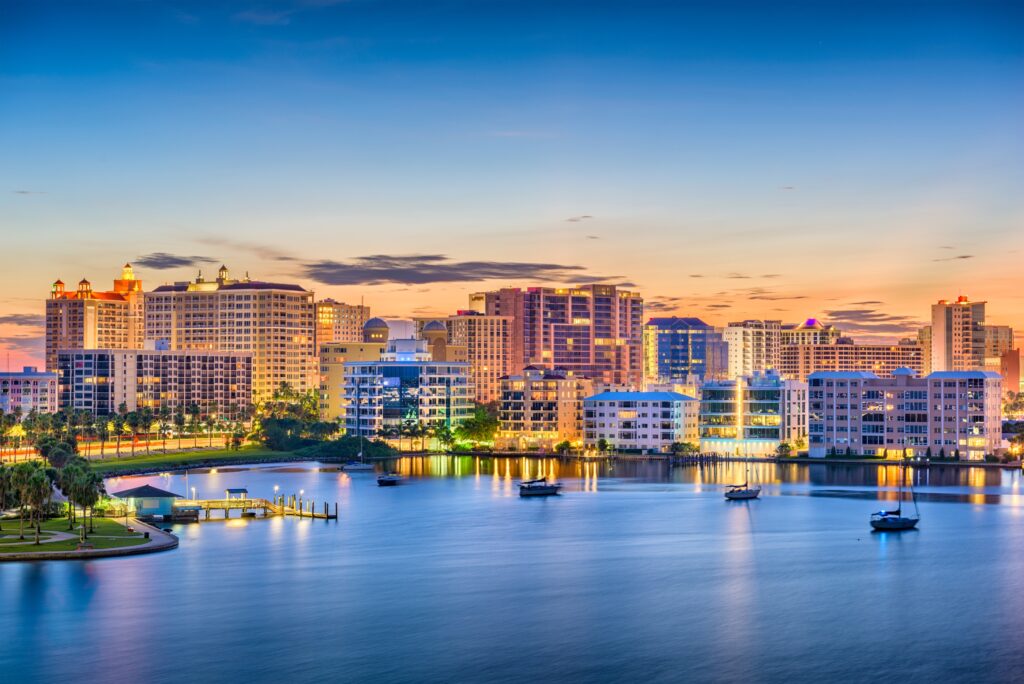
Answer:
0 367 58 415
583 391 698 453
722 320 781 378
807 369 1002 460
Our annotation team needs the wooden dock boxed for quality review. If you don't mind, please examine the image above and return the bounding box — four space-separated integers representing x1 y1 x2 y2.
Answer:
175 496 337 520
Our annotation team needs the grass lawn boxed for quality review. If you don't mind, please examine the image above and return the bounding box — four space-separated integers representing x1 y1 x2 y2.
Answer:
91 445 291 475
0 516 147 554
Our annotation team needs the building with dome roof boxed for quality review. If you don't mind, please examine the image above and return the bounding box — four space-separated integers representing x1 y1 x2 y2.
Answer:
45 264 144 370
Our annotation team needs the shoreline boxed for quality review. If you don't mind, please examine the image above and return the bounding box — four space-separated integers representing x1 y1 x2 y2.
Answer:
90 450 1023 479
0 518 178 563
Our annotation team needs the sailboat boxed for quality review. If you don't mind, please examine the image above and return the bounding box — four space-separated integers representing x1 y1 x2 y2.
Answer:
724 460 761 501
870 459 919 531
343 394 375 471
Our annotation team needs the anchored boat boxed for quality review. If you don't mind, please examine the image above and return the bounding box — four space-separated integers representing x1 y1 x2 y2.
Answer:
725 459 761 500
377 473 403 487
870 460 919 531
519 477 562 497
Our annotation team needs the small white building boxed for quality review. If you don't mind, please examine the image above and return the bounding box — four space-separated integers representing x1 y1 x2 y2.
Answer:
583 391 698 453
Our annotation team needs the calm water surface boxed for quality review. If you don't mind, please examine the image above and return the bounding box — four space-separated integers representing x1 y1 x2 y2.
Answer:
4 457 1024 683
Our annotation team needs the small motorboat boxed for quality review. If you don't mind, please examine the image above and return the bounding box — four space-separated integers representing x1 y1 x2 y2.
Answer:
519 477 562 497
343 461 375 472
377 473 402 487
724 483 761 500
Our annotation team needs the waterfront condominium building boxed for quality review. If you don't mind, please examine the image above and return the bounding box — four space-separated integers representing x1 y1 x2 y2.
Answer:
0 367 58 415
341 338 473 438
930 296 986 372
417 312 513 404
583 391 698 453
496 366 593 450
699 370 808 457
474 284 644 387
316 299 371 345
982 325 1019 396
642 317 728 383
722 320 782 379
779 339 925 382
318 341 385 421
45 264 145 371
144 266 316 401
780 318 842 347
807 369 1003 461
55 349 252 418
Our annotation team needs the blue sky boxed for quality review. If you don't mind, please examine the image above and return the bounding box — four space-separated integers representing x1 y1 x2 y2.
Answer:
1 0 1022 364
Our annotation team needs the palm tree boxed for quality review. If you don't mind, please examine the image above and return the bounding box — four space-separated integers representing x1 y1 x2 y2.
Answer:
25 468 51 544
0 463 9 532
187 403 202 448
173 408 186 450
157 406 172 453
11 461 40 540
204 410 218 448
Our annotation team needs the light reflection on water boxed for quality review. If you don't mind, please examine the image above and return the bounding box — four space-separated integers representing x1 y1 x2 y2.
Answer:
4 458 1024 682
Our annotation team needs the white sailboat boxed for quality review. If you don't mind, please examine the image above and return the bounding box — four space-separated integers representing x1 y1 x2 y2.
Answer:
725 459 761 500
870 459 919 531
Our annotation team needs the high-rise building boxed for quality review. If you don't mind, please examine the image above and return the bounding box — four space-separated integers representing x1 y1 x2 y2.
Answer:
319 341 385 421
45 264 144 371
917 326 933 375
144 266 316 401
316 299 370 345
341 338 473 438
56 349 252 418
0 367 58 415
474 284 644 386
698 370 807 456
417 312 513 404
497 366 593 450
583 391 698 453
807 369 1002 460
722 320 782 379
779 339 925 382
930 296 986 372
642 317 728 383
780 318 842 346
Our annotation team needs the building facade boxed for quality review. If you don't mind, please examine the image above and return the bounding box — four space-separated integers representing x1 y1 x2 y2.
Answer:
341 339 473 438
144 266 315 401
496 366 593 450
643 317 728 383
319 341 385 421
807 369 1002 460
699 370 808 456
45 264 145 371
475 284 644 387
780 318 842 346
930 296 986 372
418 312 513 404
722 320 782 379
316 299 370 345
583 391 697 453
56 349 252 418
0 367 58 415
780 340 925 382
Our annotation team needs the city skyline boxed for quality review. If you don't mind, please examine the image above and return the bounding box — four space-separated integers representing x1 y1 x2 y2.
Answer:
3 0 1022 367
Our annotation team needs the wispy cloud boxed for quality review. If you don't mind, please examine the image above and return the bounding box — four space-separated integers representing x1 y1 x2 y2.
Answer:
135 252 218 270
823 308 924 336
301 254 590 286
932 254 974 262
12 190 45 195
199 238 296 262
0 314 45 327
566 215 593 223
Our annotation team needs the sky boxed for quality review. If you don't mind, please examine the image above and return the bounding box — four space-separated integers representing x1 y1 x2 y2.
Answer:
1 0 1022 369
